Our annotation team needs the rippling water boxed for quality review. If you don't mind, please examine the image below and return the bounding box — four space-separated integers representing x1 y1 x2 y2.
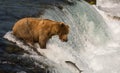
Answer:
0 0 114 73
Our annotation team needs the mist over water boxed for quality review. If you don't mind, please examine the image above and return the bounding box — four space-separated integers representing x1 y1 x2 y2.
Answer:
2 0 120 73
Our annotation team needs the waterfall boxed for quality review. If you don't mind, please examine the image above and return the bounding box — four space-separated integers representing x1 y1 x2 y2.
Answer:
96 0 120 17
3 0 120 73
97 0 120 7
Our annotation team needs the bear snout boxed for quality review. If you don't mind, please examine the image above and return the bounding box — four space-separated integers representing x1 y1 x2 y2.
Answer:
59 34 68 42
61 38 68 42
64 38 68 42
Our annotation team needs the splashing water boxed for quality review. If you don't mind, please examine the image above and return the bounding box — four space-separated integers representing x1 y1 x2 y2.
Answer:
3 0 120 73
97 0 120 17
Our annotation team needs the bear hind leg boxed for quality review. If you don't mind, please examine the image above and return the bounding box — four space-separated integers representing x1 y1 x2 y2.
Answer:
25 39 34 47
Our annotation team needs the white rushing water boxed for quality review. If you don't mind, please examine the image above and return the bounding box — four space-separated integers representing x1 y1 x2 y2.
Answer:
92 0 120 73
97 0 120 17
97 0 120 7
3 0 120 73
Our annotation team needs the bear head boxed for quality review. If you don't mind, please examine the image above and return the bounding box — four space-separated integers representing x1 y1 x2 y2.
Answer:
58 22 69 42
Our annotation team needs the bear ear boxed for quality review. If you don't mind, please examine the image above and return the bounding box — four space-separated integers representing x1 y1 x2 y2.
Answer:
60 22 65 27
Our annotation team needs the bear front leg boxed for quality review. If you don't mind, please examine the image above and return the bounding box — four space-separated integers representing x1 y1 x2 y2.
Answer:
39 36 48 49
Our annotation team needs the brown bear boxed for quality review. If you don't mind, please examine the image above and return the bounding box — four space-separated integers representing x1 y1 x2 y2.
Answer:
12 17 69 49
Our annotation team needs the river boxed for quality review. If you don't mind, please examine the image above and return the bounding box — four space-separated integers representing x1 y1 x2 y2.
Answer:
1 0 119 73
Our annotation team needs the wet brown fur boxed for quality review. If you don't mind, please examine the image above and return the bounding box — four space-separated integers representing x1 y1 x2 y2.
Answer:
12 18 69 49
